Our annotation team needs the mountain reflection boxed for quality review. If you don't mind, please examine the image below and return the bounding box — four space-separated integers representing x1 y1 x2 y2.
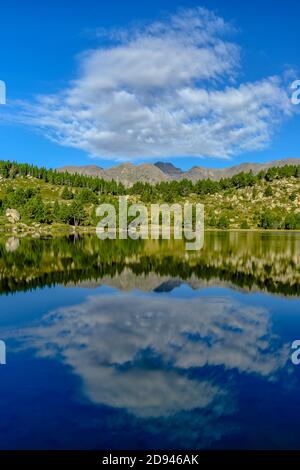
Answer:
15 291 288 418
0 231 299 296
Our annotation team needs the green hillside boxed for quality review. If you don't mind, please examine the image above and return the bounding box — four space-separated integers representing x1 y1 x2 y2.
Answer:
0 160 299 232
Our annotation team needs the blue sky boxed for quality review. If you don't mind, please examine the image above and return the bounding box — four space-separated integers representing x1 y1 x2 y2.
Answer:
0 0 299 170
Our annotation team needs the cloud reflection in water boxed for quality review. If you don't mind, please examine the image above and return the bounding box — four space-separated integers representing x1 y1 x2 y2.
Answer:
16 291 288 418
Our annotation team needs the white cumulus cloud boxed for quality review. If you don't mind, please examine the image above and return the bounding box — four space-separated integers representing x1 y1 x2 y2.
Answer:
18 7 293 160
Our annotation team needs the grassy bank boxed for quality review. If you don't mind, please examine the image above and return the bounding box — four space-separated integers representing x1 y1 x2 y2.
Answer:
0 160 299 231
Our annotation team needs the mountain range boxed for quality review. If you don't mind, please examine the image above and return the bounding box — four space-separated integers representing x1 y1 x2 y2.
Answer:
58 158 300 186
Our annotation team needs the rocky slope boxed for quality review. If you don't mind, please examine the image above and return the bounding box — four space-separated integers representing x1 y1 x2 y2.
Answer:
58 158 300 186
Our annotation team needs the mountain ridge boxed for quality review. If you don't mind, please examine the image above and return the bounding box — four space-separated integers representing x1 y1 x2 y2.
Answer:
58 158 300 186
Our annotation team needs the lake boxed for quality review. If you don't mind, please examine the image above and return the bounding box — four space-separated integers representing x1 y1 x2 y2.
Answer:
0 231 299 449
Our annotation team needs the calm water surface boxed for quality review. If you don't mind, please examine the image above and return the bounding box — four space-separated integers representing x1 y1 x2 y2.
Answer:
0 232 299 449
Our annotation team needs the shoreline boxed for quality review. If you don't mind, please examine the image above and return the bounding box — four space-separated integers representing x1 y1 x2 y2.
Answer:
0 225 299 238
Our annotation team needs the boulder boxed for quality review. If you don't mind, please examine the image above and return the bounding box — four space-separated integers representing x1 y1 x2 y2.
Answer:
5 208 20 224
5 236 20 252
